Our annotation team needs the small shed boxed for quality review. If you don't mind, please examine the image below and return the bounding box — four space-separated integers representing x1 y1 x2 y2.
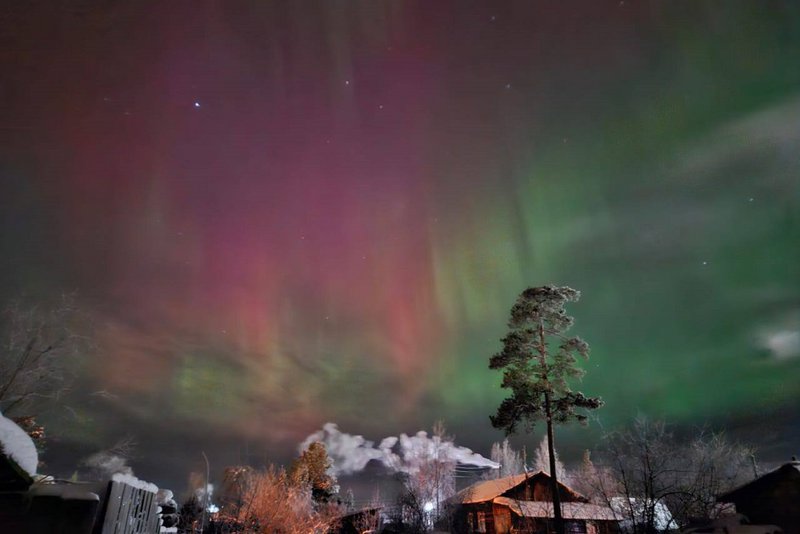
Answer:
717 459 800 534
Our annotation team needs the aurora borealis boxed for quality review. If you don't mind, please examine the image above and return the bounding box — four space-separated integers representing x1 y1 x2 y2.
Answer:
1 1 799 487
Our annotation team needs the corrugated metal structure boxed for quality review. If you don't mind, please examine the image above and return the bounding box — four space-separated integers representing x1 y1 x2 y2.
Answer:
100 478 161 534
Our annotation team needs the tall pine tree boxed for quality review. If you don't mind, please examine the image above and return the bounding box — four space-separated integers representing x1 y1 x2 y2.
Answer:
490 285 602 534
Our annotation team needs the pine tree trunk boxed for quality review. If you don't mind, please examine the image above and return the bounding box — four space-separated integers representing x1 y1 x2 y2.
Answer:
544 392 565 534
538 318 565 534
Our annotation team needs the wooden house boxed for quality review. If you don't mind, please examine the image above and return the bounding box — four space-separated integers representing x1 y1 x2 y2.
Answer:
717 459 800 534
454 471 618 534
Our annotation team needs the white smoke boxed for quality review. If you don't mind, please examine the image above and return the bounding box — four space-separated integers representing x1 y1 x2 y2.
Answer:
300 423 499 476
81 451 133 478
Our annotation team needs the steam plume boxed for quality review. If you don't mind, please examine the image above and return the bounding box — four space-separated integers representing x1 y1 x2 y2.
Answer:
300 423 499 476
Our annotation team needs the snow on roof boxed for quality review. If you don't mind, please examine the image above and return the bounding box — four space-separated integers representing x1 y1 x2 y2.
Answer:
29 483 100 501
457 471 584 504
494 497 617 521
0 412 38 476
459 473 531 503
112 472 158 493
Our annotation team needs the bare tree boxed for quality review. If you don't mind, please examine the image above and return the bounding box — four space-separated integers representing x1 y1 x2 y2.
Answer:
532 435 570 484
393 484 426 534
668 431 756 525
400 421 457 531
485 438 524 479
219 465 255 515
590 418 757 533
571 450 617 504
385 422 460 532
211 464 341 534
0 294 89 416
352 488 383 534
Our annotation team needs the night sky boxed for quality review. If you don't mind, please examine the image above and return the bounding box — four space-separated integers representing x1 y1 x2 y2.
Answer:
1 1 799 491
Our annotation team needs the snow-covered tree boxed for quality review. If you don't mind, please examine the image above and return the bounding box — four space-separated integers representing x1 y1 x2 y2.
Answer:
593 418 757 532
401 421 456 529
290 441 338 505
532 436 568 483
486 438 524 479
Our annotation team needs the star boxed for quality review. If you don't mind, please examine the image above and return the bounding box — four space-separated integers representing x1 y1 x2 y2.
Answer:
702 261 708 265
748 197 755 202
344 80 350 86
194 102 201 108
505 83 512 89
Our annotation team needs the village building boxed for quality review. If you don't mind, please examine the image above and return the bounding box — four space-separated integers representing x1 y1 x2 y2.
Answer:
454 471 618 534
682 513 782 534
717 459 800 534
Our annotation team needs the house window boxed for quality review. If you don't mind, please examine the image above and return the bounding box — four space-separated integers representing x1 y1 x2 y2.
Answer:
565 520 586 534
476 510 487 533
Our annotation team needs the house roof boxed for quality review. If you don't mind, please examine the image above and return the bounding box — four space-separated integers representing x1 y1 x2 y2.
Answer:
717 461 800 503
457 471 585 504
493 497 617 521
